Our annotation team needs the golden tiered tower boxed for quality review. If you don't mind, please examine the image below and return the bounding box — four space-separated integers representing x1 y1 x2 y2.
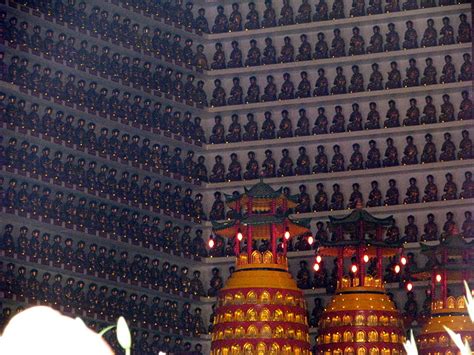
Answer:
210 180 312 355
412 232 474 354
314 208 406 355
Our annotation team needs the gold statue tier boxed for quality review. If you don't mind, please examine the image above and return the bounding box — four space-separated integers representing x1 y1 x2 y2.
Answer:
316 287 406 355
210 254 311 355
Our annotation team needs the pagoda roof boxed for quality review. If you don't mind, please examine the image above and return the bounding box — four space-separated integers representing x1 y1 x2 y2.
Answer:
245 180 283 198
328 208 394 232
411 263 474 281
420 234 474 255
225 180 298 210
317 239 402 258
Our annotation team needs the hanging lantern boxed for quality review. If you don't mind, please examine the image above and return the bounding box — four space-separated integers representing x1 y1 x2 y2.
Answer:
236 231 243 241
394 265 401 274
406 282 413 291
284 230 290 240
351 264 358 273
401 256 407 265
307 236 314 245
435 274 442 283
313 263 320 272
316 255 322 264
363 254 369 263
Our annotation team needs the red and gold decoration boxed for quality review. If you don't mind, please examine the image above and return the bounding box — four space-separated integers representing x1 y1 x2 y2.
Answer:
314 208 406 355
210 180 312 355
412 231 474 354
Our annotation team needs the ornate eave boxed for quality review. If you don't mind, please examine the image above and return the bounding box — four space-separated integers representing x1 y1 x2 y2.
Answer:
328 208 395 232
224 180 298 210
318 239 402 258
212 215 311 240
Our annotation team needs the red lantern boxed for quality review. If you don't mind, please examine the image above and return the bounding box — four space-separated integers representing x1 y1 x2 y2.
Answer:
394 265 401 274
284 230 290 240
406 282 413 291
307 236 314 245
208 239 215 249
363 254 369 263
401 256 407 265
237 232 243 241
316 255 322 264
351 264 358 273
313 263 320 272
435 274 442 283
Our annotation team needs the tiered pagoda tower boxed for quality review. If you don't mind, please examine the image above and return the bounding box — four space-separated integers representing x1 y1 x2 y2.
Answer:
412 232 474 354
210 180 312 355
314 207 406 355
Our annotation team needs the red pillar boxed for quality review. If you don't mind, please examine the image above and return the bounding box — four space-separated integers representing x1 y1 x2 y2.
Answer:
376 247 382 281
271 224 277 263
358 246 365 287
337 247 344 289
247 225 253 259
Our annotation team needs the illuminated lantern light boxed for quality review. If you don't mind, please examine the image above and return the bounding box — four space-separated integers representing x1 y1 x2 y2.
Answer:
208 239 215 249
363 254 369 263
406 282 413 291
401 256 407 265
307 236 314 245
435 274 442 283
284 230 290 240
237 232 243 241
313 263 320 272
351 264 358 273
394 265 401 274
316 255 322 264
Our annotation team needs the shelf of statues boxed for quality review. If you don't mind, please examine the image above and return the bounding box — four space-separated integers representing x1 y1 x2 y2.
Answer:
96 0 208 43
0 82 204 155
205 118 471 154
197 4 469 42
206 41 469 79
202 157 472 192
291 194 472 221
0 253 215 307
206 81 469 115
0 3 204 80
0 213 209 273
0 297 208 344
0 49 205 120
2 128 200 193
0 169 202 230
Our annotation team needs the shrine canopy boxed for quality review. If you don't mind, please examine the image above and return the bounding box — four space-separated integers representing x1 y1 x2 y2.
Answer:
224 180 299 212
213 179 311 240
319 208 400 258
411 232 474 281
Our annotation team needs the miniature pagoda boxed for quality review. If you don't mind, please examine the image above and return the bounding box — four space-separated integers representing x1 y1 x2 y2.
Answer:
314 206 406 355
412 230 474 354
210 180 312 355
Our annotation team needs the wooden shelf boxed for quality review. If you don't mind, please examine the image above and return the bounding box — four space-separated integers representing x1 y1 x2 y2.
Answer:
0 212 206 270
0 298 208 342
202 158 473 191
207 82 470 115
0 253 213 307
0 4 204 80
0 82 204 152
206 43 470 78
2 126 200 190
0 168 203 229
292 195 473 221
204 119 473 153
202 4 469 42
